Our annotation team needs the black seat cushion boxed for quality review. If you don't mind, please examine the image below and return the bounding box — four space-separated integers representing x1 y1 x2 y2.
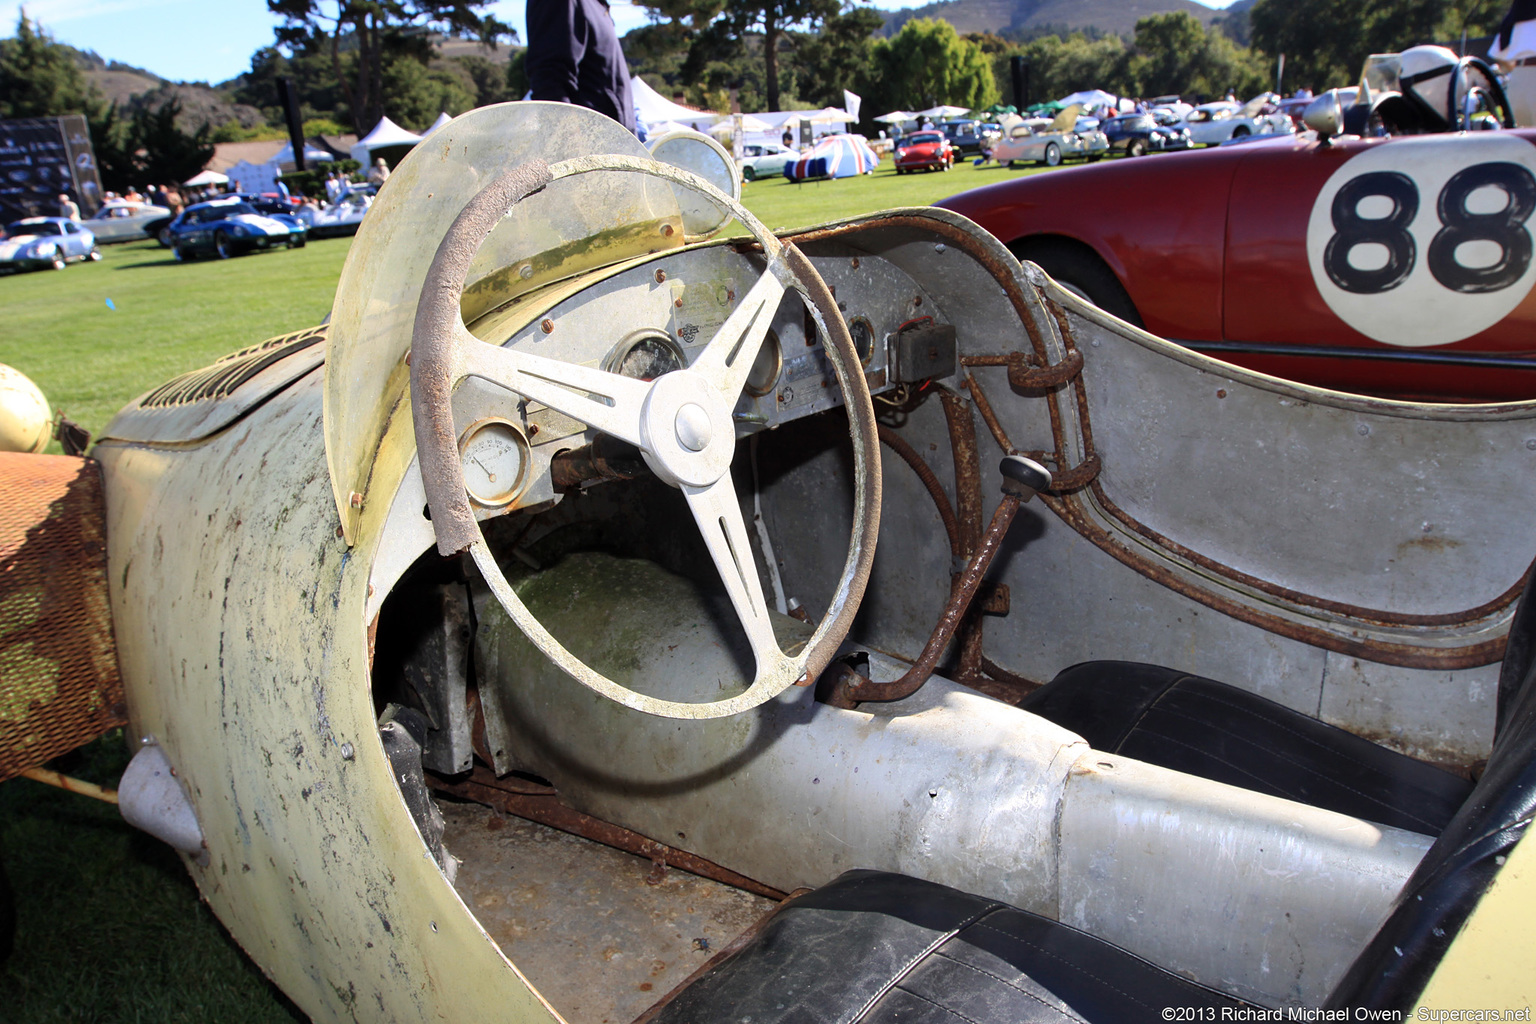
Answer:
647 869 1252 1024
1018 661 1473 836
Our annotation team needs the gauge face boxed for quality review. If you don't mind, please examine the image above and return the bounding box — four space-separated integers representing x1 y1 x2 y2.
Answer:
744 328 782 397
607 330 685 381
459 418 531 508
848 316 876 366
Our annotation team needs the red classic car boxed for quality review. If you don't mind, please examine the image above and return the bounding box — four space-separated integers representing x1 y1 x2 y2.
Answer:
937 130 1536 401
894 130 955 174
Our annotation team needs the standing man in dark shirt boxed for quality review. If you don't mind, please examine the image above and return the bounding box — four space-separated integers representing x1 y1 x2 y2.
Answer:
527 0 636 135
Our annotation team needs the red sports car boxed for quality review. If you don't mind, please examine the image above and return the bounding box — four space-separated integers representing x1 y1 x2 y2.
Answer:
937 130 1536 401
894 130 955 174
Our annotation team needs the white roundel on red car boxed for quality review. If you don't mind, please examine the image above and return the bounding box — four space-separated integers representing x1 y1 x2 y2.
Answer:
1306 133 1536 347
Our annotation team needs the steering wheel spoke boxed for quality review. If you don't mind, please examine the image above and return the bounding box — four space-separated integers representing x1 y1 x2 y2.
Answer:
457 330 650 447
683 474 790 676
688 261 788 402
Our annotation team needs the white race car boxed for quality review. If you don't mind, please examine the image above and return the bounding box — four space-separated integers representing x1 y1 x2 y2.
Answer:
300 185 376 238
83 200 174 245
989 105 1109 167
1184 93 1295 145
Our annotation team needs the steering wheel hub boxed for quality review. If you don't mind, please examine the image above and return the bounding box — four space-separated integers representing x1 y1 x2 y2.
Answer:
674 403 712 452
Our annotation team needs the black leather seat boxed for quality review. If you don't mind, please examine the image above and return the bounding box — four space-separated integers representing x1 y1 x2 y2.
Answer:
1017 661 1473 835
645 632 1536 1020
644 869 1253 1024
644 574 1536 1021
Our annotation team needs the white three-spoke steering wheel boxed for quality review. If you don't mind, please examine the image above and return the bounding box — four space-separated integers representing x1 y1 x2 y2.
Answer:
410 153 880 719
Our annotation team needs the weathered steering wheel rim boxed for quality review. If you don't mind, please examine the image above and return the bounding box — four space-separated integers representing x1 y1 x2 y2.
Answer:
409 153 881 720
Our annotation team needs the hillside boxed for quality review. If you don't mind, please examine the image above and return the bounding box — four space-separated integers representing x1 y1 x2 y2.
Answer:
68 46 267 133
881 0 1222 38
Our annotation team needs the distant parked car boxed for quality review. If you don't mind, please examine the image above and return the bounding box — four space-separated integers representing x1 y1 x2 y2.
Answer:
299 185 376 238
1101 113 1191 157
0 217 99 272
738 142 798 182
989 106 1109 167
893 130 954 173
1185 93 1294 146
937 120 998 156
84 200 174 244
166 198 306 260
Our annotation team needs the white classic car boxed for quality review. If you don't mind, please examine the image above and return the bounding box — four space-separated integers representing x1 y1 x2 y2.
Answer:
738 141 798 181
299 185 376 238
83 200 174 245
0 217 99 272
989 105 1110 167
1185 93 1295 146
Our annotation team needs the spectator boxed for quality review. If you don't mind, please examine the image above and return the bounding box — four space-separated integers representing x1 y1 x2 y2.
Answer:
325 171 342 203
527 0 636 135
57 193 79 220
367 158 390 186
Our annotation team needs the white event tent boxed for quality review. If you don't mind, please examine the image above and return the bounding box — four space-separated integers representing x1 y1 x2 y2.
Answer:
272 139 336 168
349 116 425 166
423 112 454 136
631 77 719 132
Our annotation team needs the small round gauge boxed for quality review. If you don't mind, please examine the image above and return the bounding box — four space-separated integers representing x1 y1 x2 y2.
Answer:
744 328 782 397
606 329 685 381
848 316 877 366
458 418 531 508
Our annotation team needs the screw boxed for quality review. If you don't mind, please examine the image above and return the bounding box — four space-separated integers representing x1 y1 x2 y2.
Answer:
935 243 946 253
518 264 533 280
661 223 675 237
1526 438 1536 451
348 491 363 509
540 319 554 334
914 295 923 306
655 268 666 283
850 257 860 269
340 742 355 760
1357 423 1370 436
1216 389 1227 398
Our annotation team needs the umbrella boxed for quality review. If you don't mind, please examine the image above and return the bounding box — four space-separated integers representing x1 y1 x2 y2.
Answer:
1056 90 1118 110
873 110 914 124
183 169 229 187
784 107 853 126
706 113 773 139
915 104 971 120
784 133 879 181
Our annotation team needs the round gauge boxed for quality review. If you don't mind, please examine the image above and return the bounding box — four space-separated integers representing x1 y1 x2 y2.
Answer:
744 328 782 397
606 329 685 381
848 316 877 366
458 418 531 508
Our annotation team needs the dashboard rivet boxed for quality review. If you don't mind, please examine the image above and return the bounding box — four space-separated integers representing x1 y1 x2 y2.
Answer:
655 269 667 284
540 319 555 334
518 264 533 280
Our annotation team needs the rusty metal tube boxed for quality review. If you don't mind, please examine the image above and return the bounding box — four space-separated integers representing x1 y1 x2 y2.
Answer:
826 492 1024 708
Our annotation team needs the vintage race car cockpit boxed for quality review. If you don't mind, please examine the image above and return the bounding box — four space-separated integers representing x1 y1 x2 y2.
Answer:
64 103 1536 1021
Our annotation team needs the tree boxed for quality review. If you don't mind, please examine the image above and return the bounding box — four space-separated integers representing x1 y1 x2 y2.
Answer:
1130 12 1266 100
266 1 514 134
792 6 882 110
871 18 997 113
130 98 215 187
0 13 96 119
1249 0 1505 94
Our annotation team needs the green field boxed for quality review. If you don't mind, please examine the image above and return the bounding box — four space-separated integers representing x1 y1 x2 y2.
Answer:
0 159 1050 446
0 153 1055 1022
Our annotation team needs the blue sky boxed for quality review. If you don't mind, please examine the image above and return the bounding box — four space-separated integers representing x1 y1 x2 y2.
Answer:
6 0 1240 85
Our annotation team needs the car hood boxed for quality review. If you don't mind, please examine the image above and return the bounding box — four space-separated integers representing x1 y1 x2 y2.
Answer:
0 234 48 256
228 213 293 234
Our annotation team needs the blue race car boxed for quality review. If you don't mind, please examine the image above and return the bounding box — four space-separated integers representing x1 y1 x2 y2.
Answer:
166 197 307 260
0 217 99 272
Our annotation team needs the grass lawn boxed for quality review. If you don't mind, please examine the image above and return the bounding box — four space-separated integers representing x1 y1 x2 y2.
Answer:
0 151 1063 1022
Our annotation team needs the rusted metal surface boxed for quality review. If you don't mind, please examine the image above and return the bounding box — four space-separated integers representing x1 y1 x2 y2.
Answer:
828 492 1024 707
877 423 960 559
549 436 649 491
940 389 988 682
1006 348 1084 390
0 453 125 782
632 887 815 1024
428 767 787 901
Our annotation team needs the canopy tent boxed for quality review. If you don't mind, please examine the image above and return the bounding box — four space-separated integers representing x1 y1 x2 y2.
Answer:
272 139 337 168
348 116 425 166
183 169 229 187
914 104 970 120
423 112 454 136
783 106 853 126
980 103 1017 117
1056 90 1118 110
631 76 718 130
647 120 696 137
706 112 772 139
873 110 914 124
784 133 879 181
1027 101 1064 114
